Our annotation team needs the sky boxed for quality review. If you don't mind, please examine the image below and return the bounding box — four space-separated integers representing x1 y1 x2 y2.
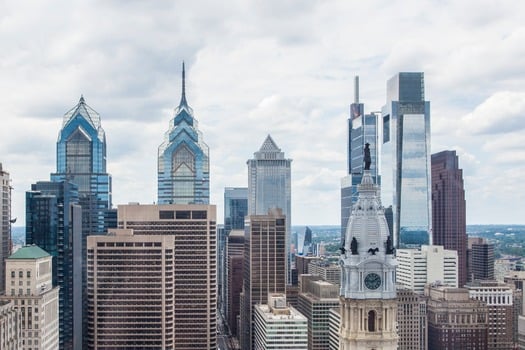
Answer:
1 0 524 226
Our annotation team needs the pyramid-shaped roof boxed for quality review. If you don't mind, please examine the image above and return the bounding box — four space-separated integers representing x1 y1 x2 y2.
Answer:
259 134 281 152
62 95 102 130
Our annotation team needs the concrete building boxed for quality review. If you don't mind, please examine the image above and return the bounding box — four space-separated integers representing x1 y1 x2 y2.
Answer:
468 237 495 281
466 280 514 350
308 259 341 286
87 204 216 350
296 276 339 350
0 300 22 350
295 255 320 277
397 245 458 293
226 229 244 336
253 294 307 350
239 209 287 350
431 150 468 287
1 245 59 350
425 284 488 349
396 285 427 350
327 307 340 350
0 163 12 296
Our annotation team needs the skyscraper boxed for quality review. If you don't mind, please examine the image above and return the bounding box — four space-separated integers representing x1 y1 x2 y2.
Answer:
396 285 427 350
432 150 467 287
240 209 287 350
158 63 210 205
247 135 291 282
381 72 431 248
339 168 398 349
341 76 379 241
468 237 495 281
224 187 248 233
0 162 12 295
26 181 82 349
226 230 244 336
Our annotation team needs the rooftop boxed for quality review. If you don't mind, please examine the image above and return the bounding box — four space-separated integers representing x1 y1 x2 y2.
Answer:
9 245 50 260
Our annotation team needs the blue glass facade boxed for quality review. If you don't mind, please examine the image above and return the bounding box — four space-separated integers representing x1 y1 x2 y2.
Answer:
26 181 83 350
381 72 431 248
158 64 209 204
224 187 248 233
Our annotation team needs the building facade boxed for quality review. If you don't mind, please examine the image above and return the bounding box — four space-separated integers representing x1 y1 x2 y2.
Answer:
396 285 427 350
253 294 307 350
239 209 287 350
425 285 488 350
87 204 216 349
381 72 431 248
0 300 22 350
247 135 292 283
1 246 59 350
0 163 12 296
468 237 495 281
339 169 398 349
26 181 82 349
432 150 468 287
224 187 248 233
158 63 209 205
226 230 244 336
308 260 341 286
397 245 458 293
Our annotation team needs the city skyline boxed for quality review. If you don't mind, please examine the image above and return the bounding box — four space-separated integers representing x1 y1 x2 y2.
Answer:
1 1 524 226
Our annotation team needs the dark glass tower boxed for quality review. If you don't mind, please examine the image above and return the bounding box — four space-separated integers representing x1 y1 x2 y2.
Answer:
381 72 431 248
26 180 82 349
224 187 248 233
432 150 467 287
158 63 210 204
50 96 114 349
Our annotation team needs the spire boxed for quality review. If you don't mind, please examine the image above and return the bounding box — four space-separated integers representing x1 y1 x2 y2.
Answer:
79 94 85 104
179 61 188 107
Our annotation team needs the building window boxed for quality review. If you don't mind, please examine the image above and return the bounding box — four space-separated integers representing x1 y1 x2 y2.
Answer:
368 310 376 332
11 270 15 278
27 271 31 278
19 271 23 278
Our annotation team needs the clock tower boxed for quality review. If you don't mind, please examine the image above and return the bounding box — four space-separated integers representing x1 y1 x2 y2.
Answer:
339 163 398 349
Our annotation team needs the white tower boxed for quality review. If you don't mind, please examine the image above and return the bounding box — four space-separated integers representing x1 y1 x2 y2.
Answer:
339 166 398 349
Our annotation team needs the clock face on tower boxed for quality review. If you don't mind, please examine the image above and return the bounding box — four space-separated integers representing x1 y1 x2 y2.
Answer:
364 272 382 290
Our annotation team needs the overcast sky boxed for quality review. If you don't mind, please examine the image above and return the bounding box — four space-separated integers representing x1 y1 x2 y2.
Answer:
1 0 524 226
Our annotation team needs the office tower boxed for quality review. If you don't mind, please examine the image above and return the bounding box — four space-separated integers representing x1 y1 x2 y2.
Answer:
0 163 12 295
339 169 397 349
239 209 286 350
396 285 427 350
397 245 458 293
295 255 320 276
432 150 467 287
1 245 59 350
247 135 292 282
425 284 488 350
466 280 514 350
296 275 339 350
381 72 431 248
158 63 209 205
88 204 217 350
253 294 307 350
217 224 226 320
468 237 495 281
0 300 22 349
297 226 313 256
327 308 340 350
226 229 244 336
308 260 341 286
25 180 82 350
224 187 248 233
341 77 380 241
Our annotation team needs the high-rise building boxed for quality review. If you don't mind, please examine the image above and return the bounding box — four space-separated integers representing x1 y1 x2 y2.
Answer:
87 204 216 349
327 307 340 350
158 63 209 205
1 245 59 350
397 245 458 293
247 135 292 283
224 187 248 233
296 275 339 350
339 169 398 349
396 285 427 350
468 237 495 281
26 181 82 349
253 294 307 350
466 280 514 350
239 209 287 350
432 150 467 287
0 163 12 296
425 284 488 350
307 259 341 286
381 72 431 248
226 230 244 336
0 300 22 350
341 77 380 241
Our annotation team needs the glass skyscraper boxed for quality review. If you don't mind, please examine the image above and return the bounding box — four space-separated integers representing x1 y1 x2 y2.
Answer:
247 135 292 282
381 72 431 248
158 63 209 204
341 77 379 241
224 187 248 233
26 181 83 350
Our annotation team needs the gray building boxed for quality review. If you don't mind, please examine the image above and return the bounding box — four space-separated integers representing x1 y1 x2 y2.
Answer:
0 163 12 296
468 237 495 281
381 72 431 248
397 285 427 350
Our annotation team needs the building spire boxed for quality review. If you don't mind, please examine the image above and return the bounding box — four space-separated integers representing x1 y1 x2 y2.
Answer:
179 61 188 107
80 94 85 104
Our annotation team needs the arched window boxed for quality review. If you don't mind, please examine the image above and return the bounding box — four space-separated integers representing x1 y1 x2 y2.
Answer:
368 310 376 332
